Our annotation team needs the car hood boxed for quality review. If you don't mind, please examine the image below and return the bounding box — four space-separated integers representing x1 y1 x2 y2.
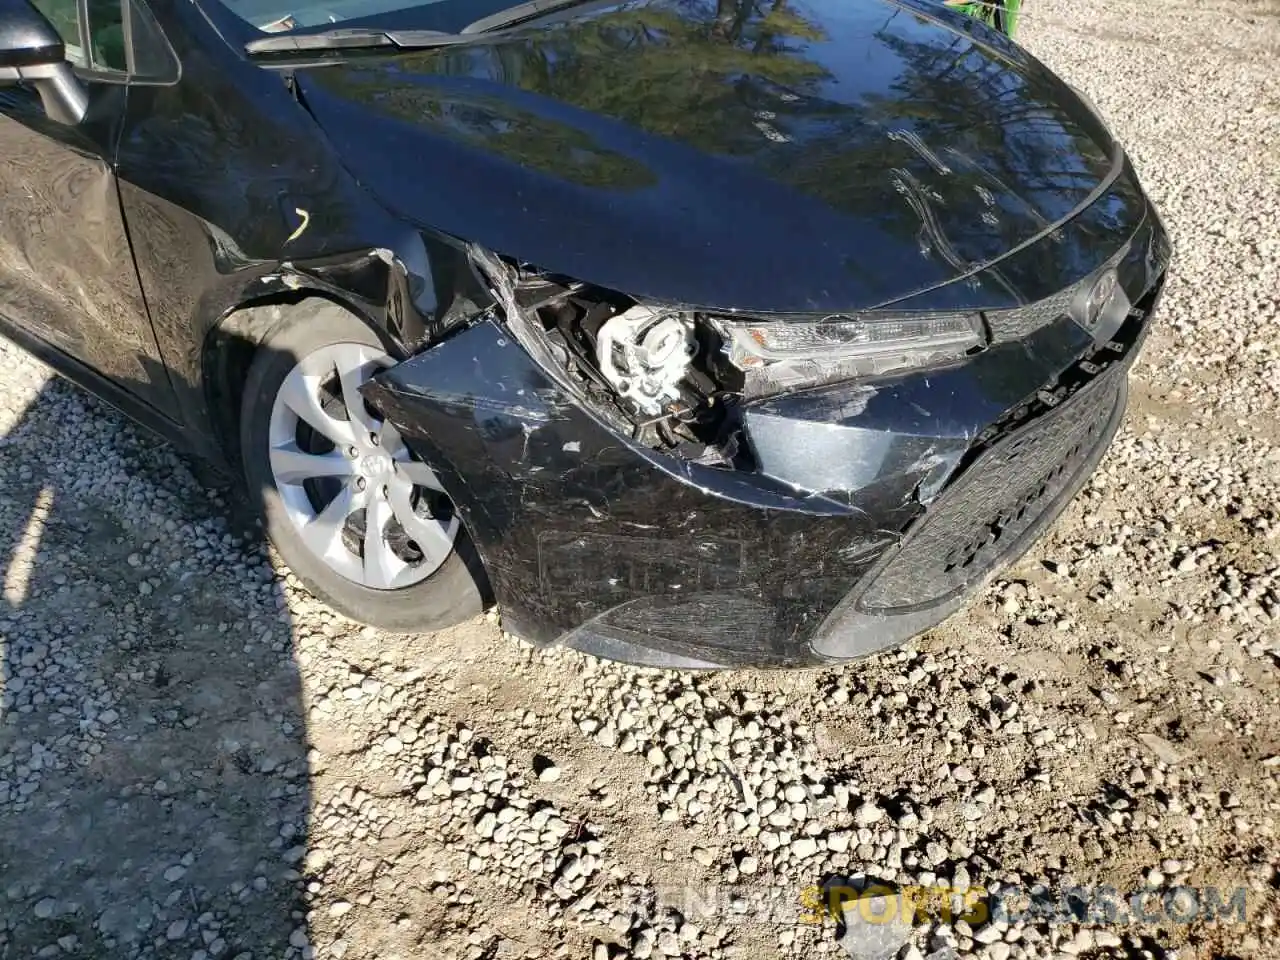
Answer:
296 0 1120 313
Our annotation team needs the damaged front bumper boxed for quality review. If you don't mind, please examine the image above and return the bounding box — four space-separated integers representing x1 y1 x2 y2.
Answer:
363 227 1169 669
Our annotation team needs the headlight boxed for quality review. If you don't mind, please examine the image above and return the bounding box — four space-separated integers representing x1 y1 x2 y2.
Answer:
711 312 986 397
468 243 987 406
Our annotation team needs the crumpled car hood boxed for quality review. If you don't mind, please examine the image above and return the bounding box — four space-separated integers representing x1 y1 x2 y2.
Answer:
297 0 1119 313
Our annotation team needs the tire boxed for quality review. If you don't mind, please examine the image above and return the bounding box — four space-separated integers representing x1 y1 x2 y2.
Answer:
239 301 484 631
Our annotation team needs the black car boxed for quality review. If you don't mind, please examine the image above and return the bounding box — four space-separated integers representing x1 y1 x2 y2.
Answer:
0 0 1169 667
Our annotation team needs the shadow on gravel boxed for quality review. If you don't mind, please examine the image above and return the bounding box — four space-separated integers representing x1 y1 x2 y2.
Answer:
0 362 312 956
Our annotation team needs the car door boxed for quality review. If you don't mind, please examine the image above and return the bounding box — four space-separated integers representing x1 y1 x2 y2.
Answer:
0 0 177 413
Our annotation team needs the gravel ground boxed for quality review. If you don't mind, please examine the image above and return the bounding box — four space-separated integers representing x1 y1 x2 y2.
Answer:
2 1 1278 958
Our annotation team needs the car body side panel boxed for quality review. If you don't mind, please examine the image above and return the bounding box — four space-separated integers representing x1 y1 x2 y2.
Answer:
0 82 175 414
111 0 479 461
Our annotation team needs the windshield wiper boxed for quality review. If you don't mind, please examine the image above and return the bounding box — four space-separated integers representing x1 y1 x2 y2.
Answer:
459 0 601 34
246 27 463 55
246 0 604 54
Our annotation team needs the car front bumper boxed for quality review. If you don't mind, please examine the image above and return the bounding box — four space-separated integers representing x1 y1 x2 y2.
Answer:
365 216 1169 669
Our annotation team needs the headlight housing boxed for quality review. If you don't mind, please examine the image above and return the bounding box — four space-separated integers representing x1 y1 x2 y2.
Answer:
710 312 986 398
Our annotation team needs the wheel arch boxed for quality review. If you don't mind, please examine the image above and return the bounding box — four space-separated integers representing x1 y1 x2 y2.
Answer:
202 290 398 477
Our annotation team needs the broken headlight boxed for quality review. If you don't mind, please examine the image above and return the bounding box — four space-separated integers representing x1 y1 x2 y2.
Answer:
711 312 987 398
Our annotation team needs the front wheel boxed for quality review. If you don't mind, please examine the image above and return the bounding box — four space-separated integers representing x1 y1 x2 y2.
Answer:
239 302 484 631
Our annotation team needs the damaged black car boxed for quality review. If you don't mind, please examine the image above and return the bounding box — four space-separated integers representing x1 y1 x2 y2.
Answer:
0 0 1169 666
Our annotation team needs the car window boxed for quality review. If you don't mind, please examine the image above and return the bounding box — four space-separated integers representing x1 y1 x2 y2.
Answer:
87 0 128 72
125 0 180 79
29 0 177 81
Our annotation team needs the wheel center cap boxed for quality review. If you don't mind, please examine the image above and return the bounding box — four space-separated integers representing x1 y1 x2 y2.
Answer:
360 453 391 478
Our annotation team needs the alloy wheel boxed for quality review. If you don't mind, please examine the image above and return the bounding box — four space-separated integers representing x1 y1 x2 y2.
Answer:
266 341 458 590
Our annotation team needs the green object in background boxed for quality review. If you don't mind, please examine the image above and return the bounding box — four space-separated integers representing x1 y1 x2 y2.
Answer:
945 0 1022 38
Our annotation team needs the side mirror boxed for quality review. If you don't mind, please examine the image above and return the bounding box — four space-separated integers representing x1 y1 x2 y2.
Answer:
0 0 87 123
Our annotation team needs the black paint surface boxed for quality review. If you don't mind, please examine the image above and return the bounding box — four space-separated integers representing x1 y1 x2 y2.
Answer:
0 0 1170 665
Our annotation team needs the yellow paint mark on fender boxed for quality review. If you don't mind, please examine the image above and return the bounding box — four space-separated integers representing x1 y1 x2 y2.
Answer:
286 207 310 243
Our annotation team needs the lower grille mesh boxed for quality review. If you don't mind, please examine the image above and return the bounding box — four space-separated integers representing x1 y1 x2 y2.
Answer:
985 286 1076 342
857 370 1122 613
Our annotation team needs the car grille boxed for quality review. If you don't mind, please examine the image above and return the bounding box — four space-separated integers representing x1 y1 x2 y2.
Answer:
856 369 1122 613
985 285 1076 342
853 264 1165 615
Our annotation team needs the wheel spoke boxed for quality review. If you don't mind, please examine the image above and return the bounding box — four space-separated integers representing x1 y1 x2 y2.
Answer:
378 420 409 458
278 368 358 448
362 493 406 589
301 481 362 557
387 478 455 562
394 458 447 492
270 442 354 485
337 350 382 438
273 341 456 591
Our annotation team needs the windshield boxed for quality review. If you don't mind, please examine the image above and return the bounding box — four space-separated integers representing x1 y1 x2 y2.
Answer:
222 0 576 35
224 0 449 32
